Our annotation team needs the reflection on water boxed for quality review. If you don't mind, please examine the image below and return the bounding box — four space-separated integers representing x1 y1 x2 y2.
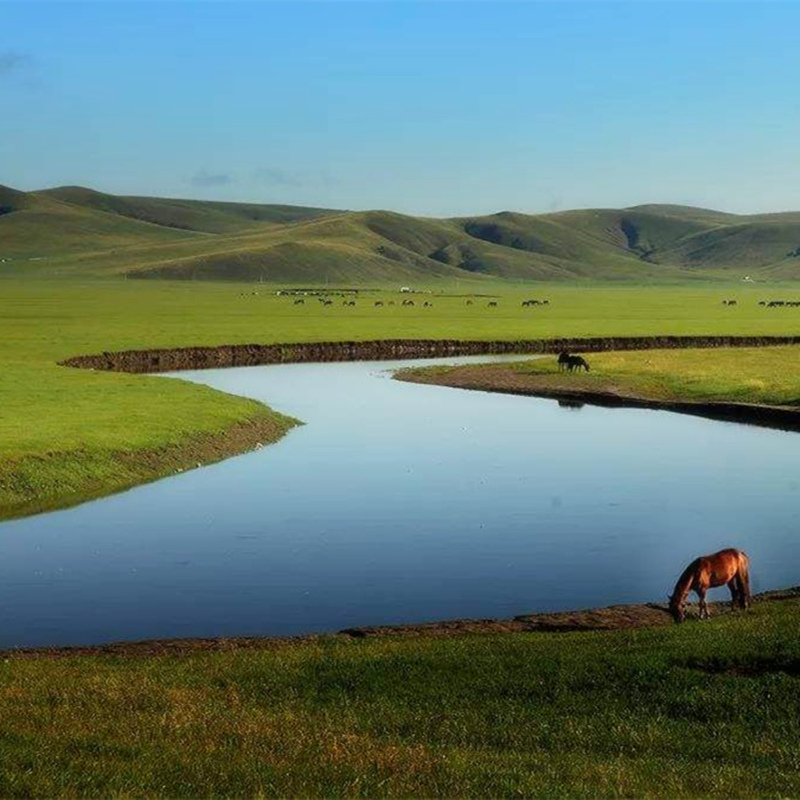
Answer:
558 399 585 410
0 354 799 648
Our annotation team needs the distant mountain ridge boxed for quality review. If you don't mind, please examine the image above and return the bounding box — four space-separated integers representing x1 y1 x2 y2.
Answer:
3 183 800 282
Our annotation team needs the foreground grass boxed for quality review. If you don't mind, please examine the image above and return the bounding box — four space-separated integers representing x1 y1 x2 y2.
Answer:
402 346 800 408
4 278 800 517
0 598 798 797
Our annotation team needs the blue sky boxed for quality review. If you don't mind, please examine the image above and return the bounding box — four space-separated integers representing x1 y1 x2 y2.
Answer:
3 1 800 216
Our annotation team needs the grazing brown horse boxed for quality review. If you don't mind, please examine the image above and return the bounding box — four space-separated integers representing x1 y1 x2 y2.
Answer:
668 548 751 623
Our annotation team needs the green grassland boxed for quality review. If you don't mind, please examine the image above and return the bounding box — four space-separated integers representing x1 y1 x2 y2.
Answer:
6 182 800 516
1 596 799 797
5 187 800 797
403 345 800 407
6 279 800 518
517 346 800 405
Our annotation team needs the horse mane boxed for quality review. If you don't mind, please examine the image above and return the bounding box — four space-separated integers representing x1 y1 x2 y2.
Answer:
671 558 699 603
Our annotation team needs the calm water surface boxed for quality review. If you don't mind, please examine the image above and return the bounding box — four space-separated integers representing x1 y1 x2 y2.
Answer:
2 355 799 647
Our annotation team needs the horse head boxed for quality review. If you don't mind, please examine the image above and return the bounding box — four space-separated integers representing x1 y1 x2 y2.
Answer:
668 594 685 624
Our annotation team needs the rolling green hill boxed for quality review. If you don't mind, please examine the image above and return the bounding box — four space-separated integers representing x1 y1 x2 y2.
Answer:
4 182 800 282
39 186 337 234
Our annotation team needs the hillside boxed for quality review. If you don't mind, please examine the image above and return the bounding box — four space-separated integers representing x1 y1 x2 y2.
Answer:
4 183 800 282
39 186 337 234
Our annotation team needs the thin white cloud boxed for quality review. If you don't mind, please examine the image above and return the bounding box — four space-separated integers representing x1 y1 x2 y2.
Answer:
189 170 234 188
253 167 303 188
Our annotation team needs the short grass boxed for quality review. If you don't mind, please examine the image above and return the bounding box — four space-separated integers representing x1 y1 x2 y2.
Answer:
5 278 800 518
0 597 798 797
497 346 800 406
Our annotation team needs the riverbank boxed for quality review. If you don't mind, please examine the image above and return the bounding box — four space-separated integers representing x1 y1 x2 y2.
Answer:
57 334 800 373
5 585 797 660
396 345 800 433
37 336 800 524
6 279 800 520
10 337 800 521
0 588 798 797
1 405 298 521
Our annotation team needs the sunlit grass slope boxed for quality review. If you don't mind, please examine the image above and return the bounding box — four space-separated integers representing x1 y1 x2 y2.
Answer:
39 185 338 233
1 596 798 797
0 187 199 259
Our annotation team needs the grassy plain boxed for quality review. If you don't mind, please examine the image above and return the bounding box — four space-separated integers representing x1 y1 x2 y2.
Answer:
5 278 800 517
520 346 800 404
4 277 800 796
0 596 798 797
401 345 800 407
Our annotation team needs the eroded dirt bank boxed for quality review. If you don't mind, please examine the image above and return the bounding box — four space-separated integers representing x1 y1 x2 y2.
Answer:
5 587 797 660
60 335 800 374
397 363 800 434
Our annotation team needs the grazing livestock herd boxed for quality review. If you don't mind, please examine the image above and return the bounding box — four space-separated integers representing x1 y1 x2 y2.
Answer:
722 298 800 308
273 293 800 313
270 292 556 310
257 292 800 312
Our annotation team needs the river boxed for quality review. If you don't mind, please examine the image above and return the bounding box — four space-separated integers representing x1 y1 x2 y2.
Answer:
1 355 799 647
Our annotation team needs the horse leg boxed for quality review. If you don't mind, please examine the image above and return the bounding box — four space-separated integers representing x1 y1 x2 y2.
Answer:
733 575 746 610
739 573 751 610
697 588 708 619
727 579 739 611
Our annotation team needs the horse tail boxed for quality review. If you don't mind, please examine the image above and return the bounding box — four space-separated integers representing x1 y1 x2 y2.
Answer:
737 551 751 609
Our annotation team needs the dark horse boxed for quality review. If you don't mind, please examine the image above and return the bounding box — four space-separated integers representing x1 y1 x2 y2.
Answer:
566 355 590 372
668 548 751 623
557 351 571 371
